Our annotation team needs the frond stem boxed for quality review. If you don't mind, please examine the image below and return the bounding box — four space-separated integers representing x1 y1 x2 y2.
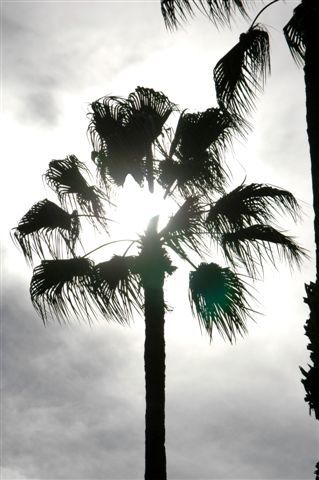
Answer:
164 180 177 199
122 240 137 257
76 214 118 223
251 0 281 28
168 243 197 269
83 239 137 258
60 230 77 257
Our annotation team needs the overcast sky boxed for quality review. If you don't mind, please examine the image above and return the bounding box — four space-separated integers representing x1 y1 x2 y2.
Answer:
1 1 318 479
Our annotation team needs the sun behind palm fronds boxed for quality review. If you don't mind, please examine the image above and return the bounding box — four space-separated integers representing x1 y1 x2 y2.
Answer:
14 85 306 344
88 87 177 192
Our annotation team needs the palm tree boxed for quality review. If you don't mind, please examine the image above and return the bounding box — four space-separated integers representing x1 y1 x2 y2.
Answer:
160 0 319 438
13 86 305 479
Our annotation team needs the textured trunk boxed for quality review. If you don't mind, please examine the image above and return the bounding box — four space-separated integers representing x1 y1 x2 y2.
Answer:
304 12 319 280
302 4 319 421
144 278 167 480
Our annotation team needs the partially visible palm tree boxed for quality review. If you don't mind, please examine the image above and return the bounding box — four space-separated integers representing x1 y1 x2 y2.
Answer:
160 0 319 439
13 86 305 479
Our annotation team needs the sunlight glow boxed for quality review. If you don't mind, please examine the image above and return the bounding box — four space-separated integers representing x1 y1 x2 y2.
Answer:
113 176 176 239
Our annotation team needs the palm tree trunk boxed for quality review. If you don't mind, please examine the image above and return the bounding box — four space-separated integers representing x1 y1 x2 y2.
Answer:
302 7 319 420
143 276 167 480
304 13 319 280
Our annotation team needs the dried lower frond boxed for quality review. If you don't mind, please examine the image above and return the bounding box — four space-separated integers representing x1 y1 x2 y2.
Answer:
214 24 270 116
13 199 79 263
189 262 252 343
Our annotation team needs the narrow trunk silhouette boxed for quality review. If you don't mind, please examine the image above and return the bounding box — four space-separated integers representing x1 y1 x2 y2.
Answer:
144 278 167 480
302 6 319 421
304 12 319 279
140 222 167 480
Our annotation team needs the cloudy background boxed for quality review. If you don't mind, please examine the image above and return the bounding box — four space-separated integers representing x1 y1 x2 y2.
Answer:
1 1 318 479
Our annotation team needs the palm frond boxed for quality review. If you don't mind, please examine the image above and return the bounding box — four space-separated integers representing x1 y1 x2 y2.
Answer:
93 255 143 323
89 95 136 187
171 107 247 160
189 262 252 342
127 87 177 192
214 24 270 116
12 199 79 263
160 107 246 199
88 87 176 190
160 197 207 259
127 87 176 137
283 1 318 67
44 155 108 228
160 153 228 200
206 183 300 236
222 224 306 277
283 3 306 67
161 0 251 30
30 258 97 324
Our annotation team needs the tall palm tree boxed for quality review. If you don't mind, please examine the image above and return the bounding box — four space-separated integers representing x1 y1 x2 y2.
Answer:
160 0 319 436
13 87 305 479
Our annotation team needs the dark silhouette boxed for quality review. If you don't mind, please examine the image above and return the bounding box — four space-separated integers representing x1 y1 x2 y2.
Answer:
13 86 305 479
161 0 319 464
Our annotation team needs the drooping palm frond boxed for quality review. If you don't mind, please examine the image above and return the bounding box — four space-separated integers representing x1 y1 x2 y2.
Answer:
161 0 251 30
30 258 97 324
93 255 143 323
283 2 306 67
222 224 306 277
160 197 208 260
189 262 252 342
88 87 176 191
44 155 108 228
206 183 300 237
12 199 79 263
283 1 318 68
214 24 270 116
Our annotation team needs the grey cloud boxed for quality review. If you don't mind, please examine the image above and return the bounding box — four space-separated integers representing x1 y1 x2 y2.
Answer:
2 278 145 479
3 3 168 126
3 273 317 480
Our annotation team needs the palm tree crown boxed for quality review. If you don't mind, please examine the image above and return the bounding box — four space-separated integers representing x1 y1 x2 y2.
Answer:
13 85 305 479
